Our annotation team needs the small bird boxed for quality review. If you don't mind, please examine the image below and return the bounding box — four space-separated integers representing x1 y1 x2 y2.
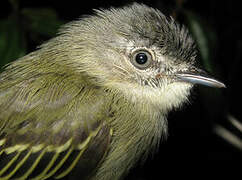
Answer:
0 3 225 180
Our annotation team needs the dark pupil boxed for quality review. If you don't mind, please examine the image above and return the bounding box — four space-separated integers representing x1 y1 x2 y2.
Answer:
135 53 148 64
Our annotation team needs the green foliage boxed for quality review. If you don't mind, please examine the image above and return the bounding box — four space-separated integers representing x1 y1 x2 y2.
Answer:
0 1 64 69
0 18 26 68
21 8 64 37
183 10 217 73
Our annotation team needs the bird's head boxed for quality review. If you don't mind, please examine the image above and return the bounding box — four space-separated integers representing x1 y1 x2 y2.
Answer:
45 3 225 112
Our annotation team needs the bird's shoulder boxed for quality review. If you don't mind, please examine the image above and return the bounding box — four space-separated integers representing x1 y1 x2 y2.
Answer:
0 65 112 179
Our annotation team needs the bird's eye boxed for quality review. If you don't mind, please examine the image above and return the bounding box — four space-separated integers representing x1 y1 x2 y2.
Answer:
131 50 153 70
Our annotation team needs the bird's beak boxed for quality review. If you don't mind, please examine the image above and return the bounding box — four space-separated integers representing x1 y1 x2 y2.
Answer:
175 69 226 88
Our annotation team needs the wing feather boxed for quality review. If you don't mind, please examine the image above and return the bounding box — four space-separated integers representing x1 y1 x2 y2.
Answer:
16 149 46 180
0 151 21 176
0 150 31 180
0 70 112 179
54 147 85 179
42 146 74 179
31 152 59 180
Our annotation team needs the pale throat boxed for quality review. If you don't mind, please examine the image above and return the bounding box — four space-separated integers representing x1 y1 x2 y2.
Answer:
114 81 193 114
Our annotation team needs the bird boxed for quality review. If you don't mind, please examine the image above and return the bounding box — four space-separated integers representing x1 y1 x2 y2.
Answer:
0 3 225 180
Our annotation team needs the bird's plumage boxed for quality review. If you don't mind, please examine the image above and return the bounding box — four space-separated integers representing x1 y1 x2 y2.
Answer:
0 3 219 180
0 64 112 179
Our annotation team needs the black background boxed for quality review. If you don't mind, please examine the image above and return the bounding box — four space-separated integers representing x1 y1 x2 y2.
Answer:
1 0 241 179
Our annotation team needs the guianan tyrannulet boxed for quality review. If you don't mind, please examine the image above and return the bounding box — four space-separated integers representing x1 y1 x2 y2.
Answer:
0 3 225 180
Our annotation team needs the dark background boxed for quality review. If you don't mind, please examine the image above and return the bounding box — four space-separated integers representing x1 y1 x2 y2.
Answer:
1 0 241 179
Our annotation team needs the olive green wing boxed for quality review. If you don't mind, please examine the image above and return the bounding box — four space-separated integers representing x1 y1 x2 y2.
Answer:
0 72 112 180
